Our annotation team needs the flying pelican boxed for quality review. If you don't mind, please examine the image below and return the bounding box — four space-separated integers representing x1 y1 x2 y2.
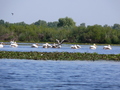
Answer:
52 39 65 48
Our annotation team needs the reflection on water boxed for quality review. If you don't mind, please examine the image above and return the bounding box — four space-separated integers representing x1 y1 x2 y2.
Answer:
0 43 120 54
0 59 120 90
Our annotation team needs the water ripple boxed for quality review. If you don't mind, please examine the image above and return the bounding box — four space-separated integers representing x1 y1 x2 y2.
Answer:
0 59 120 90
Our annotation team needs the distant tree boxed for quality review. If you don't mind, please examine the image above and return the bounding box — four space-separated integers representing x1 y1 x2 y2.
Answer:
103 24 109 27
14 22 26 25
112 24 120 30
1 18 120 44
57 17 76 27
111 35 119 44
80 23 86 27
85 25 104 43
47 21 58 27
0 19 4 24
33 20 47 26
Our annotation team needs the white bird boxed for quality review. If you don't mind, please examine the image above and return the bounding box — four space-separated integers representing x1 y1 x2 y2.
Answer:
71 45 81 49
0 42 4 48
31 43 39 48
52 39 65 48
89 44 97 49
10 40 14 44
103 45 112 50
43 43 52 48
52 43 58 48
10 41 18 47
56 39 65 45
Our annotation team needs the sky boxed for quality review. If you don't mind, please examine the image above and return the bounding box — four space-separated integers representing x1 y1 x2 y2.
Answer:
0 0 120 26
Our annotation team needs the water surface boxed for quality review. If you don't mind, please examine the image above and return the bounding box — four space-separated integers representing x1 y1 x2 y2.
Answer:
0 59 120 90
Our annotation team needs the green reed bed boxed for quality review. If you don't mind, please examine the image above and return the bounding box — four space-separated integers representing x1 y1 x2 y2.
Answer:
0 51 120 61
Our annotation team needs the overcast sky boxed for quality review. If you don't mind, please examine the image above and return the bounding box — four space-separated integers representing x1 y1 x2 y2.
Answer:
0 0 120 26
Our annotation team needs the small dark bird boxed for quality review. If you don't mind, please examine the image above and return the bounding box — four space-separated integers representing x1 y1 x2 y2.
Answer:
11 13 14 15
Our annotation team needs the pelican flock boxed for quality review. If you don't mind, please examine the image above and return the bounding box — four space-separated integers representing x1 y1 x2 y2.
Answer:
0 40 114 51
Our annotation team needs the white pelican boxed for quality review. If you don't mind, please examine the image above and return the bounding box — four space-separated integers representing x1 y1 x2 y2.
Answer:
71 45 81 49
10 40 14 44
89 44 97 49
43 43 52 48
52 43 61 48
31 43 39 48
0 42 4 48
56 39 65 45
103 45 112 50
57 45 61 48
52 43 58 48
52 39 65 48
10 41 18 47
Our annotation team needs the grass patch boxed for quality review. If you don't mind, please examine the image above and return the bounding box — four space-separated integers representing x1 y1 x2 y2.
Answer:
0 51 120 61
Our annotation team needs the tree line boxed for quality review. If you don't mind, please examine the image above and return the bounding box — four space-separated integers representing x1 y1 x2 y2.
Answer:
0 17 120 44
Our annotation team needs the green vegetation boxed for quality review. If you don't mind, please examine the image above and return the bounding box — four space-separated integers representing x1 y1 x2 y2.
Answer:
0 17 120 44
0 51 120 61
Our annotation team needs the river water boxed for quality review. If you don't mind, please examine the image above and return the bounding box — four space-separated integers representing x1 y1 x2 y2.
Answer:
0 43 120 54
0 59 120 90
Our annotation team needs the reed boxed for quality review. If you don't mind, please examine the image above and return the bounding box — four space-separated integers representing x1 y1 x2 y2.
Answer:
0 51 120 61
